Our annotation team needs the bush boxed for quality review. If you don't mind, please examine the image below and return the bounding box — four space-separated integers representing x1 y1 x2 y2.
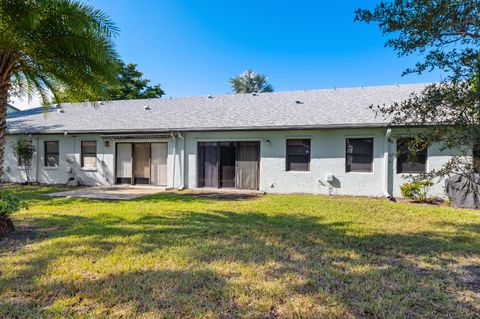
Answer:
0 189 23 220
400 180 434 202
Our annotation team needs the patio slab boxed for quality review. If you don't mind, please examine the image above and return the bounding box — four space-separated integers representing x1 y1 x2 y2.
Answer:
46 186 165 200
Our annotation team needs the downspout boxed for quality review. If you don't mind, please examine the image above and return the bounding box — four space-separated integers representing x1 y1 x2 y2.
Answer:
177 132 186 190
34 135 39 183
171 132 176 189
383 128 392 199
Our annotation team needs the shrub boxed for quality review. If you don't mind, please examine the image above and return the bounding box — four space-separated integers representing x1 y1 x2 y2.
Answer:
0 189 23 220
400 180 434 202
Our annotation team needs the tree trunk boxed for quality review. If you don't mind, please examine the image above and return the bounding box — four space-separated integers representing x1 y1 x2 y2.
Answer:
0 82 8 188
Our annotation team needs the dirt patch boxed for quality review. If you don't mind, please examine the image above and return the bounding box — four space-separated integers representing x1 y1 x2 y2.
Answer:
455 265 480 292
0 225 39 255
0 218 14 236
178 191 263 201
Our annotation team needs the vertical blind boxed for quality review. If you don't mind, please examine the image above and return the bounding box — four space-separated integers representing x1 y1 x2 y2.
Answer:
346 138 373 172
286 139 310 171
44 141 59 167
81 141 97 169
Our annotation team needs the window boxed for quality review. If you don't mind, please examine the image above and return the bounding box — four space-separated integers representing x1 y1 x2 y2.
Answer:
396 138 427 174
286 139 310 171
17 140 33 166
474 143 480 174
44 141 59 167
81 141 97 169
346 138 373 172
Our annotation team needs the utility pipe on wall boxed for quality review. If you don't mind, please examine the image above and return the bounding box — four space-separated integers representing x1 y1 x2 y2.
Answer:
35 135 40 183
171 132 176 189
177 132 186 190
383 128 392 199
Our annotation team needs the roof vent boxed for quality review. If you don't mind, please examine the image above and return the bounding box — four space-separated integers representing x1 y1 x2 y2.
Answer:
251 93 257 96
57 108 64 113
207 95 213 99
295 100 304 105
99 101 105 105
143 105 151 110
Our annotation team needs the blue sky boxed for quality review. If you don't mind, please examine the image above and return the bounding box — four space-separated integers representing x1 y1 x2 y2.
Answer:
14 0 443 108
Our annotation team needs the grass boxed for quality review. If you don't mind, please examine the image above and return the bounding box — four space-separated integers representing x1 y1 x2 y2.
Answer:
0 185 479 318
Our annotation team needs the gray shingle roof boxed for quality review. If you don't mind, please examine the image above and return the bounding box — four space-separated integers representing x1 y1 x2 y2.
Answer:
7 83 427 134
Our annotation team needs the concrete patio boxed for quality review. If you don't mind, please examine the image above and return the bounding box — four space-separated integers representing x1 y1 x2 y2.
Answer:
46 186 166 200
46 186 264 201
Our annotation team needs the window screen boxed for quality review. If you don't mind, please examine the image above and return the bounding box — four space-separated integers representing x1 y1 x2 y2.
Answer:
44 141 59 167
286 139 310 171
396 138 427 174
81 141 97 169
346 138 373 172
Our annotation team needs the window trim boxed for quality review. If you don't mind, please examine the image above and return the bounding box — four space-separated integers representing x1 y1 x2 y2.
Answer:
286 138 311 172
396 138 428 174
44 141 60 167
345 137 374 173
81 140 97 169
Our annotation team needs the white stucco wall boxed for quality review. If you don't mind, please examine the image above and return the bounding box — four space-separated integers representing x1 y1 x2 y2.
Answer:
4 128 463 198
184 129 389 197
4 134 180 188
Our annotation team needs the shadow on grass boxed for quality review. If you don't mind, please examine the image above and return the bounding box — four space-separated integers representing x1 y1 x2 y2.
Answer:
1 200 479 318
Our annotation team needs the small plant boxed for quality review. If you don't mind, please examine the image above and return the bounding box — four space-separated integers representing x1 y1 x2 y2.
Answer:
13 136 35 184
0 189 25 235
0 190 22 219
400 180 434 202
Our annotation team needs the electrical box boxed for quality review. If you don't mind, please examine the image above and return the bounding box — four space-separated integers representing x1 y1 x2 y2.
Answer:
326 174 334 182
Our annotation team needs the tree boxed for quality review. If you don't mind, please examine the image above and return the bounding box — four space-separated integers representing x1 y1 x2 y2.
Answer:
108 62 164 100
13 136 34 184
0 0 119 180
230 70 274 94
55 61 165 101
355 0 480 179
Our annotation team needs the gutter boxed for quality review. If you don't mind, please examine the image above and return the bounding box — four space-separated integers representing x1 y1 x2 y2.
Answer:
383 128 392 199
6 123 392 135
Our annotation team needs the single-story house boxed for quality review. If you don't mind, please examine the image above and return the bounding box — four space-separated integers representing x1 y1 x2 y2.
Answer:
4 83 472 198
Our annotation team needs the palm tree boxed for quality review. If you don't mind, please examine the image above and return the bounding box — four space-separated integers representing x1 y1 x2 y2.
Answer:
230 70 274 94
0 0 120 179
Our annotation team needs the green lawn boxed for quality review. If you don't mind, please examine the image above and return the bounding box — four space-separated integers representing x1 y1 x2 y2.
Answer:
0 186 479 318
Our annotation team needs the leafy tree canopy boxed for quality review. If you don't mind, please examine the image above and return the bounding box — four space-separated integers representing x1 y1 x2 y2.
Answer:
107 62 165 100
230 70 273 94
0 0 120 179
55 61 165 102
355 0 480 177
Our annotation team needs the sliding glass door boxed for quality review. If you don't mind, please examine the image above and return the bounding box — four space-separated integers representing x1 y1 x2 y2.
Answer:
133 143 151 185
116 142 167 186
236 142 260 190
198 141 260 190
